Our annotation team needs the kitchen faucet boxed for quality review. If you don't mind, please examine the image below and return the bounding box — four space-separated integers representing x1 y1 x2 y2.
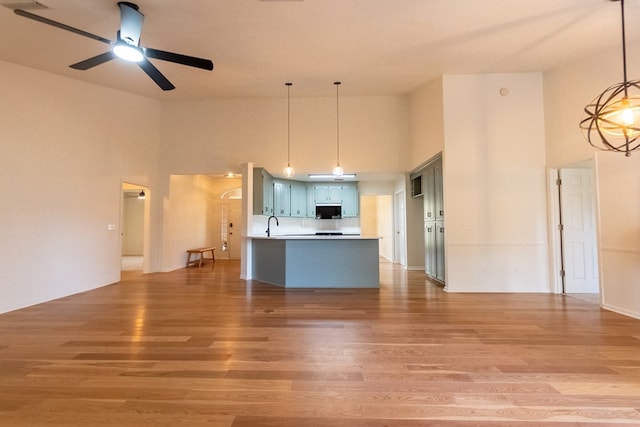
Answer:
266 215 279 237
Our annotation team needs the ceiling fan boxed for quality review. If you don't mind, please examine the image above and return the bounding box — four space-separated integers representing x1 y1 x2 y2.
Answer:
13 2 214 91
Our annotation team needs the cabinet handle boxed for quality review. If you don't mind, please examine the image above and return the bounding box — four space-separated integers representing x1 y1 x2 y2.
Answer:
440 227 444 232
440 210 444 216
427 212 432 217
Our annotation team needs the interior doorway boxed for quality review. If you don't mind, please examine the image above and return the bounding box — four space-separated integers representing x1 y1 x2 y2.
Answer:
360 195 394 261
121 182 148 272
551 161 600 300
220 188 242 259
394 190 407 266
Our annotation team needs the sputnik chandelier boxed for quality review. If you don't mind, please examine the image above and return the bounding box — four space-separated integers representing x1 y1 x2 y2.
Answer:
580 0 640 156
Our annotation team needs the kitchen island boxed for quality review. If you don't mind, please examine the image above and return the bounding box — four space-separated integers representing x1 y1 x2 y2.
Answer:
250 235 380 288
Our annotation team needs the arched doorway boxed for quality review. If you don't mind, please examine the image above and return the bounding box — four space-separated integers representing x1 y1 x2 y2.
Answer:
220 188 242 259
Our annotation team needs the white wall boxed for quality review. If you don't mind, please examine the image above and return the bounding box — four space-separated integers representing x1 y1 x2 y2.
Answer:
158 96 410 177
442 73 549 292
544 50 640 319
162 175 207 270
406 79 445 270
0 60 160 313
160 175 244 269
409 77 444 170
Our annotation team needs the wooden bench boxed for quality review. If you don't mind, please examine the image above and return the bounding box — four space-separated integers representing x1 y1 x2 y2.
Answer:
186 247 215 267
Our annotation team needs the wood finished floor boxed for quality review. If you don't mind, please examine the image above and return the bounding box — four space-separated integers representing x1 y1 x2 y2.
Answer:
1 260 639 426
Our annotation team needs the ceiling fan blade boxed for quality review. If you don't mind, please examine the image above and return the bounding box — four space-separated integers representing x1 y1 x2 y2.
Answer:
13 9 112 45
138 58 175 91
70 51 115 70
118 2 143 46
144 48 214 71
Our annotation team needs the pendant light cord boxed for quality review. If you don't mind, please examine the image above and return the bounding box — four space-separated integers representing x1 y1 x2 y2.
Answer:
286 82 292 166
335 81 341 166
621 0 628 94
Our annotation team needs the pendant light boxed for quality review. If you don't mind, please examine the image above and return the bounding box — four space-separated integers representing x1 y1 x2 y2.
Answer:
580 0 640 156
332 81 344 177
283 82 295 177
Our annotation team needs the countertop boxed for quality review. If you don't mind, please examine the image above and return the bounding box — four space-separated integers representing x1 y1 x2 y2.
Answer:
249 234 381 240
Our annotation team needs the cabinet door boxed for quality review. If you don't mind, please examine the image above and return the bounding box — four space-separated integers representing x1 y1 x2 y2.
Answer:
273 181 291 216
307 184 316 217
290 183 307 217
434 159 444 220
253 168 274 215
341 184 359 217
424 221 436 277
315 184 341 203
315 185 329 203
328 185 342 203
263 172 274 215
423 168 435 220
435 222 445 282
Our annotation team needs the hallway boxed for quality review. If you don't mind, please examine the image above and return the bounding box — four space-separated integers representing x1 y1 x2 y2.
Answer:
0 260 638 426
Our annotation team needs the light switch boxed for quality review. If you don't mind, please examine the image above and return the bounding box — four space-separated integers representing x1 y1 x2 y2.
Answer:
107 224 116 231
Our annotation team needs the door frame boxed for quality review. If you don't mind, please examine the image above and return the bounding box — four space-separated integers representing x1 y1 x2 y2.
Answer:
547 158 601 296
120 181 150 275
393 189 407 266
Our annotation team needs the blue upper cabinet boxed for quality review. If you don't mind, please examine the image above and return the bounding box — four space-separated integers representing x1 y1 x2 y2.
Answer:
253 168 274 215
253 168 358 218
273 180 291 216
314 185 342 204
341 184 359 218
290 182 307 217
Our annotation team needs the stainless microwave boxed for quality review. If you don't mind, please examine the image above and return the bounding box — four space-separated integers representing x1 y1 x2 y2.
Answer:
315 205 341 219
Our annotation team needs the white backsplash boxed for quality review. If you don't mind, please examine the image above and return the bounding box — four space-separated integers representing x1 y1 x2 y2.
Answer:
251 215 360 236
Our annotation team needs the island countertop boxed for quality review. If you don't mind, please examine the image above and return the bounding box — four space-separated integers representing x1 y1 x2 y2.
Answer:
249 234 381 240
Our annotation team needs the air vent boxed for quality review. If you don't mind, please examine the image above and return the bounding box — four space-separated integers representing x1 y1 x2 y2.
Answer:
1 1 47 10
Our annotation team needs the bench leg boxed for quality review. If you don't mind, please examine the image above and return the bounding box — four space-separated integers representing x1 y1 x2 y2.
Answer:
186 253 193 268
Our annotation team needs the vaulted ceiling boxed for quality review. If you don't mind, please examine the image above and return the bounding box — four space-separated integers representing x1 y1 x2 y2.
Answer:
0 0 636 100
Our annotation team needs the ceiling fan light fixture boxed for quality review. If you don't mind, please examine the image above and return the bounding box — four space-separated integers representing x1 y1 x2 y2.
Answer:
112 41 144 62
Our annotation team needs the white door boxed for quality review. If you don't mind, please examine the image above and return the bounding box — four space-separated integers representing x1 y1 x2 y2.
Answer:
221 199 242 259
227 199 242 259
560 168 599 293
394 190 406 266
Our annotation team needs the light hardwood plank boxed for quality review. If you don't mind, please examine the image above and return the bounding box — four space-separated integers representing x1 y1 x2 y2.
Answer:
0 260 638 426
